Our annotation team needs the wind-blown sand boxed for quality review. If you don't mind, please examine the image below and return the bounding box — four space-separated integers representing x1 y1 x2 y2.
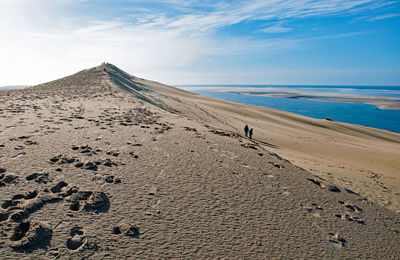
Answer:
0 63 399 259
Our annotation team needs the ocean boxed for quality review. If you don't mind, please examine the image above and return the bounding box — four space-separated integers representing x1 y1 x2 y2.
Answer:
176 85 400 133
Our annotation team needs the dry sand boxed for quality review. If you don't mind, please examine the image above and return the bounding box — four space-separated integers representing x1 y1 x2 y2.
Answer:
0 63 399 259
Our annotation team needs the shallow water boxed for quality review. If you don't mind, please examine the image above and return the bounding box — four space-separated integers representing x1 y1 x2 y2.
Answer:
177 85 400 133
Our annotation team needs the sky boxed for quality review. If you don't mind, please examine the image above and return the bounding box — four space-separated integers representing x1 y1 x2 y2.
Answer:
0 0 399 86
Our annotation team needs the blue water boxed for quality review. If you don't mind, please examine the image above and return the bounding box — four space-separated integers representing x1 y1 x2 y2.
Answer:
176 85 400 133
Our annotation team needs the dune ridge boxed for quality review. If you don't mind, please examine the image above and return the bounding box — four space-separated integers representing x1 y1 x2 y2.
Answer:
0 63 399 258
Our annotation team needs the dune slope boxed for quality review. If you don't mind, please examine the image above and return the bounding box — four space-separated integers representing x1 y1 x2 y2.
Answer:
0 63 399 259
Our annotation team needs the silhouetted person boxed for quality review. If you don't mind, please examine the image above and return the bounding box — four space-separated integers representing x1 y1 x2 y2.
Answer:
249 128 253 139
244 124 249 137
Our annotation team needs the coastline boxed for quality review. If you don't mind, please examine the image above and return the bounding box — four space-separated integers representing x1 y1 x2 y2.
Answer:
236 91 400 110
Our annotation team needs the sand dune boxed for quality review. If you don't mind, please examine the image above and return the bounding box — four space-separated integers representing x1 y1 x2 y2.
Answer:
0 63 399 258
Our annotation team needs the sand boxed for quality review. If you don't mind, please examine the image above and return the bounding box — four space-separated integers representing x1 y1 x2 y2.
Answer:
0 63 399 259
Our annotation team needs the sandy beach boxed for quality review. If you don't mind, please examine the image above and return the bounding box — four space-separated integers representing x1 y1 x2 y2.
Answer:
1 64 400 259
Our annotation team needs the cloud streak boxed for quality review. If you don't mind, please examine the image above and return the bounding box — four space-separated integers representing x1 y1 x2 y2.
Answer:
0 0 398 86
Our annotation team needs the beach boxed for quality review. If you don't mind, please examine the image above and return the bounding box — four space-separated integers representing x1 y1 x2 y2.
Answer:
1 64 400 258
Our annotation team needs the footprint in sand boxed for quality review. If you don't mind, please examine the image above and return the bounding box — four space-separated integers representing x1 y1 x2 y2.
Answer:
335 201 364 224
270 162 284 169
67 191 110 212
50 181 68 193
0 173 18 186
25 172 51 184
301 203 323 218
307 178 341 193
327 232 346 248
66 227 86 250
8 220 52 249
125 225 140 238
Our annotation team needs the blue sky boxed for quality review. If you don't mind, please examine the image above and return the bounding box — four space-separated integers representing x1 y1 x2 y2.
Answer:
0 0 399 86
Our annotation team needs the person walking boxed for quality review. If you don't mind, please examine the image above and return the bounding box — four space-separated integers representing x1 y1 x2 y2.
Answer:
244 124 249 137
249 128 253 139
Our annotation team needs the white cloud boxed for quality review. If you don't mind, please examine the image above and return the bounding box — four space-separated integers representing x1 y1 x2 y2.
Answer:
0 0 397 86
259 22 293 33
369 13 400 21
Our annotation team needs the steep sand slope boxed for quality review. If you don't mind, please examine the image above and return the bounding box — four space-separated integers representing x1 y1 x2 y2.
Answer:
103 63 400 213
0 64 399 259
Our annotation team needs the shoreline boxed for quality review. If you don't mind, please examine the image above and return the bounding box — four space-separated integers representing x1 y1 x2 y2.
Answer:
235 91 400 110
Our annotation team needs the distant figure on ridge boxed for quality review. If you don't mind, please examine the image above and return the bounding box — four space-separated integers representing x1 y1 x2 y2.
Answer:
244 124 249 137
249 128 253 139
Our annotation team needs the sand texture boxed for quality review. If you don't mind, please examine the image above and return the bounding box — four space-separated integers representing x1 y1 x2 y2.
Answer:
1 64 400 259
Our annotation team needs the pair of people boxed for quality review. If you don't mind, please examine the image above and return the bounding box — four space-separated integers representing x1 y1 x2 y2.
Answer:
244 124 253 139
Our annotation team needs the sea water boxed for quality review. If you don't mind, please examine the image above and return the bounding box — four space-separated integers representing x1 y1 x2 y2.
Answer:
177 85 400 133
